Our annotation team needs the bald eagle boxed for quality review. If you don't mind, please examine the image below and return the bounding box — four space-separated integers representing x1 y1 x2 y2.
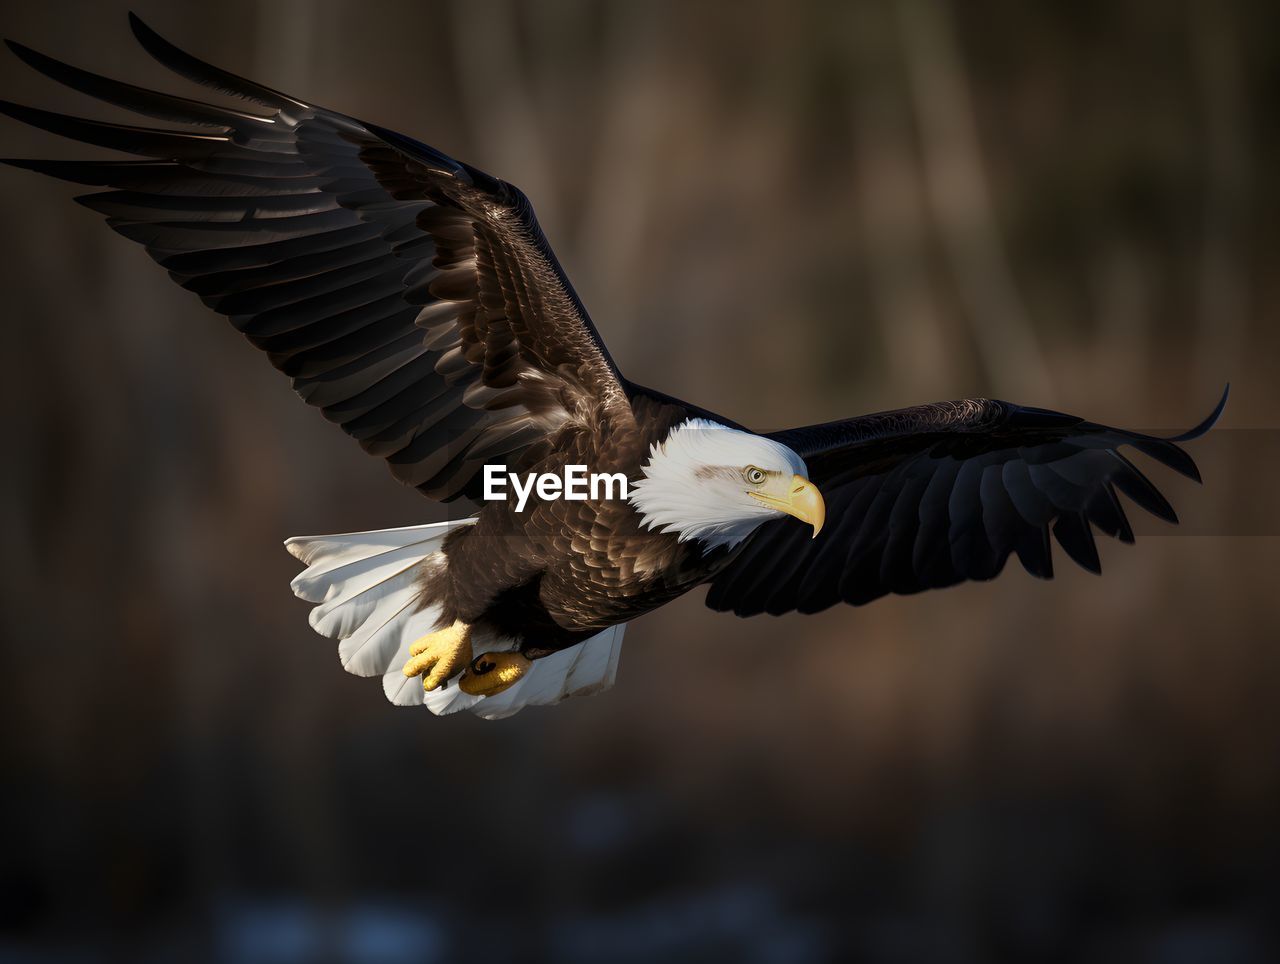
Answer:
2 17 1225 718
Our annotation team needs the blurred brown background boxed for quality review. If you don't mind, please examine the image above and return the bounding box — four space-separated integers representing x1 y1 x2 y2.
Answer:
1 1 1278 961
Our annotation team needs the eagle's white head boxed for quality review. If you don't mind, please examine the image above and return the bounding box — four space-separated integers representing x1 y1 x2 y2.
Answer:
629 419 826 550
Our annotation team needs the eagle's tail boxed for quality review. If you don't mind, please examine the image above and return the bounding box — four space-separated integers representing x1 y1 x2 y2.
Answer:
284 520 625 719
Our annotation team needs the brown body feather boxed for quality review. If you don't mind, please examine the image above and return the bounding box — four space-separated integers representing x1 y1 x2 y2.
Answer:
437 392 732 657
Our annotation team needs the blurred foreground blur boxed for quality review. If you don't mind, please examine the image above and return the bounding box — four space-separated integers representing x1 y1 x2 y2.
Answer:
1 1 1277 961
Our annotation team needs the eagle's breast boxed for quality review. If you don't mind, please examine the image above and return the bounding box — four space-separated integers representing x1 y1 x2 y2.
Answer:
443 395 726 648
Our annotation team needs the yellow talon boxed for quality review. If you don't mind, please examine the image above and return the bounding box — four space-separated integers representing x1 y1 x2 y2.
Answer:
402 620 472 691
459 651 531 697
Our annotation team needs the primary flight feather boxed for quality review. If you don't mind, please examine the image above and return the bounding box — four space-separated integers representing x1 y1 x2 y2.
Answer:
0 15 1226 718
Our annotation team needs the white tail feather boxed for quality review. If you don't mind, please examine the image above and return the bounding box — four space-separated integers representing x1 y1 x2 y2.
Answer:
285 520 626 718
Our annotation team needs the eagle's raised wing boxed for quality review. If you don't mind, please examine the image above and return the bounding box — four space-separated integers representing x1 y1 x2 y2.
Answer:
0 15 632 502
705 389 1228 616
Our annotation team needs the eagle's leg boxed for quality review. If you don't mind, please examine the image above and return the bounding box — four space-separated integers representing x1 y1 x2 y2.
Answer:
458 651 532 697
402 620 473 691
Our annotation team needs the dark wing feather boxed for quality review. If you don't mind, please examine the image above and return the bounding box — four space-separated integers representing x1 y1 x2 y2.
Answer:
706 388 1227 617
0 16 632 501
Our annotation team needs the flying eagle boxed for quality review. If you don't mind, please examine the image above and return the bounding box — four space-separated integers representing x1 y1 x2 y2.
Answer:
1 17 1226 718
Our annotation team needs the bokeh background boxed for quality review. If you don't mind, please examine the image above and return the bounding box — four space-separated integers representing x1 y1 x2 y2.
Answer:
1 1 1278 961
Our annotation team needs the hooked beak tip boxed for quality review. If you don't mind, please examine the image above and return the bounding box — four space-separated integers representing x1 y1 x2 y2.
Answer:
786 475 825 538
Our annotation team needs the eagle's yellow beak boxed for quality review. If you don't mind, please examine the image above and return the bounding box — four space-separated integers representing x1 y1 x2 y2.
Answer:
750 475 826 538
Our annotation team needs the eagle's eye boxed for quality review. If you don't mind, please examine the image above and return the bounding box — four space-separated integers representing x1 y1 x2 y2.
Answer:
744 466 766 485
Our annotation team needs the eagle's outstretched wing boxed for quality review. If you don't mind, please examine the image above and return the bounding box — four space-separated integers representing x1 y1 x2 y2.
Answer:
0 14 631 502
706 389 1228 616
